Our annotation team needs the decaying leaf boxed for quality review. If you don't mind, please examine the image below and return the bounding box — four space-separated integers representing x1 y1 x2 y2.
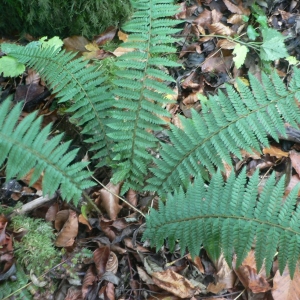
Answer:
263 145 289 159
55 210 78 247
152 269 200 298
272 264 300 300
94 246 110 277
208 23 235 36
233 251 271 293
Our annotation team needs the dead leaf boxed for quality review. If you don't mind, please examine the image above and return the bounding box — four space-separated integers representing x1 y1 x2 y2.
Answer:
208 23 235 36
26 69 40 85
95 182 122 220
78 214 92 231
202 55 233 73
233 251 271 293
94 246 110 277
285 174 300 196
207 282 226 294
137 266 155 284
152 269 201 298
187 254 205 273
227 14 244 24
118 30 128 42
263 145 289 158
94 26 117 46
215 254 236 289
45 203 59 222
63 36 90 53
21 169 43 191
193 9 212 28
106 251 118 274
105 282 115 300
272 264 300 300
126 189 137 207
223 0 250 16
82 265 97 299
217 39 237 50
55 210 78 247
113 47 135 57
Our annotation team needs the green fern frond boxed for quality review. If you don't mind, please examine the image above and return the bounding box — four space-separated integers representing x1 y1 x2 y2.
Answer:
108 0 182 191
0 42 112 167
0 99 94 204
147 71 300 194
143 169 300 277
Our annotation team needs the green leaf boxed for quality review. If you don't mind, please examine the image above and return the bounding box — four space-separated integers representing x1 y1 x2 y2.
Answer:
233 44 249 69
260 28 288 61
39 36 64 50
247 25 259 41
0 56 25 77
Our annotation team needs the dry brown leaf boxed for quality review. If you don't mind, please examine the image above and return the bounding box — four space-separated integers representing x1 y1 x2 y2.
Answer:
105 282 115 300
215 254 236 289
113 47 135 57
152 269 200 298
182 92 199 105
98 182 122 220
211 9 223 23
202 55 232 73
193 9 212 28
93 246 110 277
187 254 205 273
106 251 118 274
45 203 59 222
65 287 83 300
137 266 155 284
208 23 235 36
82 265 97 299
78 214 92 231
290 150 300 176
63 36 89 53
26 69 40 85
263 145 289 158
217 39 237 50
126 189 137 207
207 282 226 294
232 251 271 293
272 264 300 300
94 26 117 46
124 237 150 253
118 30 128 42
223 0 250 16
55 210 78 247
227 14 244 24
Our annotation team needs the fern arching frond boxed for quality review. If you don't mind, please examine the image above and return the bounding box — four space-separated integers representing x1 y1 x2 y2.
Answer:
143 170 300 278
0 99 94 204
0 42 112 167
108 0 182 192
147 71 300 194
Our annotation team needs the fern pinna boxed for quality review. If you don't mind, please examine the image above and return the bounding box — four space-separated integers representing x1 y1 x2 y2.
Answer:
0 99 94 204
147 70 300 195
0 42 112 167
143 170 300 277
108 0 182 192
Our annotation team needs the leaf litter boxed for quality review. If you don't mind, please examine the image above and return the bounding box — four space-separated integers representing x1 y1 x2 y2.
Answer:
1 0 300 299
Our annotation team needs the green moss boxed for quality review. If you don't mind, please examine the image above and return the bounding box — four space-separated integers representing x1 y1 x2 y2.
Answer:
0 0 132 38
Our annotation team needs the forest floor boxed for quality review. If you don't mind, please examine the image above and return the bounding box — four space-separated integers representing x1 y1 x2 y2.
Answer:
1 0 300 299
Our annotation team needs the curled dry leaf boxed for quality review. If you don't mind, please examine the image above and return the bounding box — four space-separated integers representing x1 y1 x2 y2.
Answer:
208 23 235 36
78 214 92 231
94 246 110 277
96 182 122 220
214 254 236 289
202 55 232 73
217 39 237 50
290 150 300 176
187 254 205 274
65 287 83 300
55 210 78 247
227 14 244 24
272 264 300 300
106 251 118 274
113 47 135 57
45 203 59 222
152 269 201 298
118 30 128 42
263 145 289 159
137 266 154 285
193 9 212 28
105 282 115 300
232 251 271 293
126 189 138 207
26 69 40 85
82 265 97 299
94 26 117 46
223 0 250 15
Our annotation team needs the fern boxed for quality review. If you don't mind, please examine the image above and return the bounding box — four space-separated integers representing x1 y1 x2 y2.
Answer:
143 170 300 277
0 42 113 168
147 70 300 194
0 98 94 204
108 0 182 192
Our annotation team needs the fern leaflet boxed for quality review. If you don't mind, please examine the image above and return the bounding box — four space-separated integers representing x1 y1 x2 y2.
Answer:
108 0 182 192
0 42 112 167
147 70 300 194
143 170 300 278
0 99 94 204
